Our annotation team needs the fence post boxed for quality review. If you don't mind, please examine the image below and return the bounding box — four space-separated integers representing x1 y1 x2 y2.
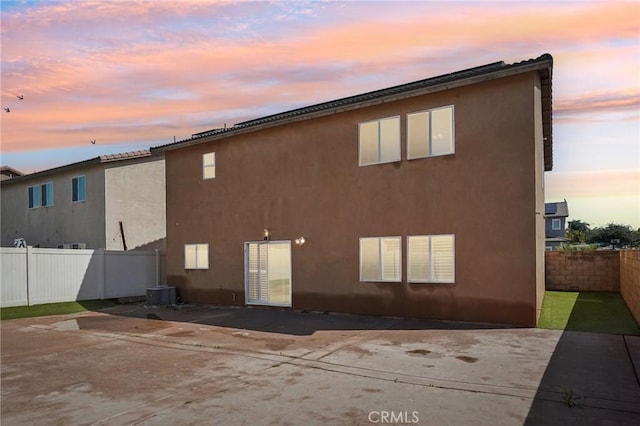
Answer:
98 249 105 300
26 246 33 306
155 249 160 287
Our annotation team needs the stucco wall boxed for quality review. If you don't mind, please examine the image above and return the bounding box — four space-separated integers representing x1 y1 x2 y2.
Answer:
545 251 620 292
533 76 546 321
165 71 544 326
104 156 166 250
1 166 106 248
620 250 640 325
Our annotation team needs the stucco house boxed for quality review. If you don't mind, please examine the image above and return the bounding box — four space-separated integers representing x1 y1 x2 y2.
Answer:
0 165 23 181
152 54 553 326
1 150 166 250
545 200 569 250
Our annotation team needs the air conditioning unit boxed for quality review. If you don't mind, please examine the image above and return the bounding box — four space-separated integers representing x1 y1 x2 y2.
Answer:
146 286 176 306
58 244 72 249
72 243 86 249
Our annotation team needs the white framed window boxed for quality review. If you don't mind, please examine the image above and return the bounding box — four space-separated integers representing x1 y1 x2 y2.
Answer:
72 176 86 202
407 234 455 283
407 105 454 159
41 182 54 207
359 236 401 282
29 183 53 208
28 185 41 209
203 152 216 179
185 243 209 269
358 116 401 166
551 218 562 231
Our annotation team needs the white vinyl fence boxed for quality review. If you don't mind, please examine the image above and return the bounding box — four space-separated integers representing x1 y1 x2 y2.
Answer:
0 247 166 308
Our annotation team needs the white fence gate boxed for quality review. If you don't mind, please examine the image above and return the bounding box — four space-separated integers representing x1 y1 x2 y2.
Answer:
0 247 166 308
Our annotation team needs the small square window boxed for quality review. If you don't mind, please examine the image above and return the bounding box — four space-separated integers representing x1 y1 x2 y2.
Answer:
407 234 455 283
358 116 400 166
359 236 401 282
203 153 216 179
185 244 209 269
407 106 455 159
551 218 562 231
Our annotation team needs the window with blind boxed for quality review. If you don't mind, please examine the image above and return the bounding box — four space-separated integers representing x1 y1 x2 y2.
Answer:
358 116 401 166
359 237 401 282
407 106 454 159
203 152 216 179
184 243 209 269
407 235 455 283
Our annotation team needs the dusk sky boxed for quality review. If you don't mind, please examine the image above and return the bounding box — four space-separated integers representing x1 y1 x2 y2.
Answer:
1 0 638 228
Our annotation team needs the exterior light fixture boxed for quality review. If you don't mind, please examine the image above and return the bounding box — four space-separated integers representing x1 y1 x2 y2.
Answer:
295 237 306 246
263 229 270 241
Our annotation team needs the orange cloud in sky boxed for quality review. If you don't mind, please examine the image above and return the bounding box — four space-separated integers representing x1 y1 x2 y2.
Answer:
555 90 640 117
546 169 640 199
1 0 639 155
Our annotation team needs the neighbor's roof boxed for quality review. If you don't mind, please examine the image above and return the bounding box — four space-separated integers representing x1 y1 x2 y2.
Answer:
152 53 553 170
545 200 569 217
0 150 156 185
0 165 24 177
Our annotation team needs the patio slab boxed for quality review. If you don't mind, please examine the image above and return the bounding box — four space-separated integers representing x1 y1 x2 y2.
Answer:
2 304 639 425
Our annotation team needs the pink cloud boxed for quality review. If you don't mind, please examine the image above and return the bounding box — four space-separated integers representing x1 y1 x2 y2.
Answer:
1 1 639 155
546 169 640 198
554 90 640 122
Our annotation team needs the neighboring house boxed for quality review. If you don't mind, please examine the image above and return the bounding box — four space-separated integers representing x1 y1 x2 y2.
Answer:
152 54 553 326
545 200 569 250
1 151 166 250
1 165 23 181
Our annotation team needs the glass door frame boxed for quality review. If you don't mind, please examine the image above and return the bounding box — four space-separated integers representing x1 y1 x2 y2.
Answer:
244 240 292 307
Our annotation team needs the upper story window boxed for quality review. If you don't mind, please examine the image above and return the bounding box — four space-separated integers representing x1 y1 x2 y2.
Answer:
359 236 401 282
358 116 401 166
28 185 40 209
72 176 86 202
407 106 454 159
203 152 216 179
28 182 53 208
407 234 455 283
41 183 54 206
185 243 209 269
551 218 562 231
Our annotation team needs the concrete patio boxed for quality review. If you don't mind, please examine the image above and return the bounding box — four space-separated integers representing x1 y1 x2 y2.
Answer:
2 304 639 425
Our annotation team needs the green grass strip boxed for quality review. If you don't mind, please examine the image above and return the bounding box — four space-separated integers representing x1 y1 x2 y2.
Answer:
539 291 640 335
1 300 116 320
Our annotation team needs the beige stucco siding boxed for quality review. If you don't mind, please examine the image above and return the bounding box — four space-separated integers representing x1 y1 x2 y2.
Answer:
1 166 106 248
534 76 547 321
104 157 166 250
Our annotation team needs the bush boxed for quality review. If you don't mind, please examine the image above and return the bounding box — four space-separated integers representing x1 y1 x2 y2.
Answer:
558 243 599 251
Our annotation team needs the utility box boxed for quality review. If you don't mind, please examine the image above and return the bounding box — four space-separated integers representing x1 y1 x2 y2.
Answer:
146 286 176 306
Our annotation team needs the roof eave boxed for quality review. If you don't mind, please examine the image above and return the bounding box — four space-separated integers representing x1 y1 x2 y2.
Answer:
152 55 554 156
0 151 157 185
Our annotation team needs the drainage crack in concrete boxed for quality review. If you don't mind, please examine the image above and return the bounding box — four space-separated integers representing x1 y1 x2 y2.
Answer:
88 357 287 425
57 322 640 420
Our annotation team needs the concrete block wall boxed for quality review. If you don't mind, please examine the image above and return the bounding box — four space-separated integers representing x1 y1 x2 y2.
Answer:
545 251 620 292
620 250 640 325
